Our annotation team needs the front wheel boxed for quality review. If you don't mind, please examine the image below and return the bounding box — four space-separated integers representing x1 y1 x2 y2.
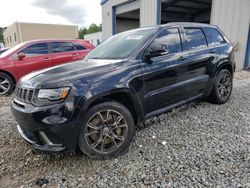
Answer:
209 69 233 104
79 101 135 159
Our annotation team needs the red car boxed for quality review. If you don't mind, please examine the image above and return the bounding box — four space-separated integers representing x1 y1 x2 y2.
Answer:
0 39 94 95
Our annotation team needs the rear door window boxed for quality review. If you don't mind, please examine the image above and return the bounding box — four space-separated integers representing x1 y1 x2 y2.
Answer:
151 28 182 54
74 43 86 50
20 43 49 57
51 42 75 53
203 27 225 46
184 28 207 50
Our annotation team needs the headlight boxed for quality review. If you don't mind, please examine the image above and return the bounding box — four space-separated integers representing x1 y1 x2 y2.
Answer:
38 87 70 101
33 87 70 106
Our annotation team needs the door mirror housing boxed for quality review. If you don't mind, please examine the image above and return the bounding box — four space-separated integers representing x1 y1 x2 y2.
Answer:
18 53 26 60
146 44 169 59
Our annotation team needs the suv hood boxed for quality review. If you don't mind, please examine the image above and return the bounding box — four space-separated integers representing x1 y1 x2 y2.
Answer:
19 59 125 88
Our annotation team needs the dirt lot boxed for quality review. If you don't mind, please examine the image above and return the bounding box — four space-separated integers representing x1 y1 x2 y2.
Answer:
0 71 250 188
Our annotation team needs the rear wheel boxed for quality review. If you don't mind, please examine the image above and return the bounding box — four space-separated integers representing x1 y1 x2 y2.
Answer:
209 69 233 104
0 72 14 96
79 101 135 159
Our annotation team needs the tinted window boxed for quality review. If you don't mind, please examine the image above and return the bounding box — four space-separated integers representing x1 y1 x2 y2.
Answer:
0 49 8 55
51 42 75 53
74 43 86 50
204 28 224 46
85 28 154 59
184 28 207 50
152 28 182 54
20 43 49 57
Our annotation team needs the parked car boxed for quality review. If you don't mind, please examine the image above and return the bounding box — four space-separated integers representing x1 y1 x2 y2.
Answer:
11 23 235 159
0 39 94 95
0 48 9 55
0 42 5 49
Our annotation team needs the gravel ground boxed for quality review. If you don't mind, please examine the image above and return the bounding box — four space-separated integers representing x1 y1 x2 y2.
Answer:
0 71 250 188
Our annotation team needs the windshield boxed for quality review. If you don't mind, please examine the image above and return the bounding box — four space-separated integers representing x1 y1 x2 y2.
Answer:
0 42 27 58
85 28 155 60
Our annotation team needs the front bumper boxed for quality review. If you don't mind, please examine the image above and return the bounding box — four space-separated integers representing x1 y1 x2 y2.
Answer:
17 124 65 152
11 97 83 152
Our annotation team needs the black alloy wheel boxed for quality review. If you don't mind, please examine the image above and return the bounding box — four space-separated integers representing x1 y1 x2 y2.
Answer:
79 101 135 159
210 69 233 104
217 72 232 100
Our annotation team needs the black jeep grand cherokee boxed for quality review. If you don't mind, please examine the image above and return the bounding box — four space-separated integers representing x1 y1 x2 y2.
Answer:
11 23 235 159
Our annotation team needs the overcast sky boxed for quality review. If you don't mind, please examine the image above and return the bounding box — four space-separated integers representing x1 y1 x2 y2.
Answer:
0 0 102 28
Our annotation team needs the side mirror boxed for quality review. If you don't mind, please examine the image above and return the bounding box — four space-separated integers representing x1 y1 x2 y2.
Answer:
146 44 169 59
18 53 26 60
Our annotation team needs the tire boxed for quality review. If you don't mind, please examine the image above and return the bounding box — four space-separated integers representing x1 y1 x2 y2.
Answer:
0 72 15 96
79 101 135 159
209 69 233 104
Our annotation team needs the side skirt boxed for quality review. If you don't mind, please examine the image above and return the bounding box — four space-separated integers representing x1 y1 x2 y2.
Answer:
145 94 204 119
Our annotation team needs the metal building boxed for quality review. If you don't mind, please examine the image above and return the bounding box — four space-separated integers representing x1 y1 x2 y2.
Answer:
101 0 250 70
4 22 78 48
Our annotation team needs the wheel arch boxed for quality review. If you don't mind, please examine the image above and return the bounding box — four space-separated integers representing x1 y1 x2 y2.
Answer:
0 69 16 85
84 89 144 125
216 62 234 76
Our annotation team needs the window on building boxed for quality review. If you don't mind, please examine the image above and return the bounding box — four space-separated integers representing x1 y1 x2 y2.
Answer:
51 42 75 53
14 33 17 42
203 28 225 46
9 36 12 43
74 43 86 50
151 28 183 54
184 28 207 50
20 43 49 57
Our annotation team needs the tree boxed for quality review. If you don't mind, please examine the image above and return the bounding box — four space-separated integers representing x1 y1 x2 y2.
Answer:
86 24 101 34
79 27 87 39
0 27 4 43
0 32 3 43
78 23 102 39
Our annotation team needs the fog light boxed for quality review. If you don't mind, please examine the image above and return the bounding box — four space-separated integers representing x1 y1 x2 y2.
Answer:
42 115 67 124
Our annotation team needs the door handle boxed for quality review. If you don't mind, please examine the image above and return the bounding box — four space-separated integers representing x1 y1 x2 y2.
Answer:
72 53 79 56
209 49 216 54
178 56 186 61
43 57 50 61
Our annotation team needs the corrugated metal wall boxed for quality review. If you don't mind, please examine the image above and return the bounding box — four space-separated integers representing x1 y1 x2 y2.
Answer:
140 0 158 27
102 0 130 39
102 0 158 39
211 0 250 70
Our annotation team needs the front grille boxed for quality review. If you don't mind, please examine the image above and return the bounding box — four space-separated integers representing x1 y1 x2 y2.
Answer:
14 87 35 103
